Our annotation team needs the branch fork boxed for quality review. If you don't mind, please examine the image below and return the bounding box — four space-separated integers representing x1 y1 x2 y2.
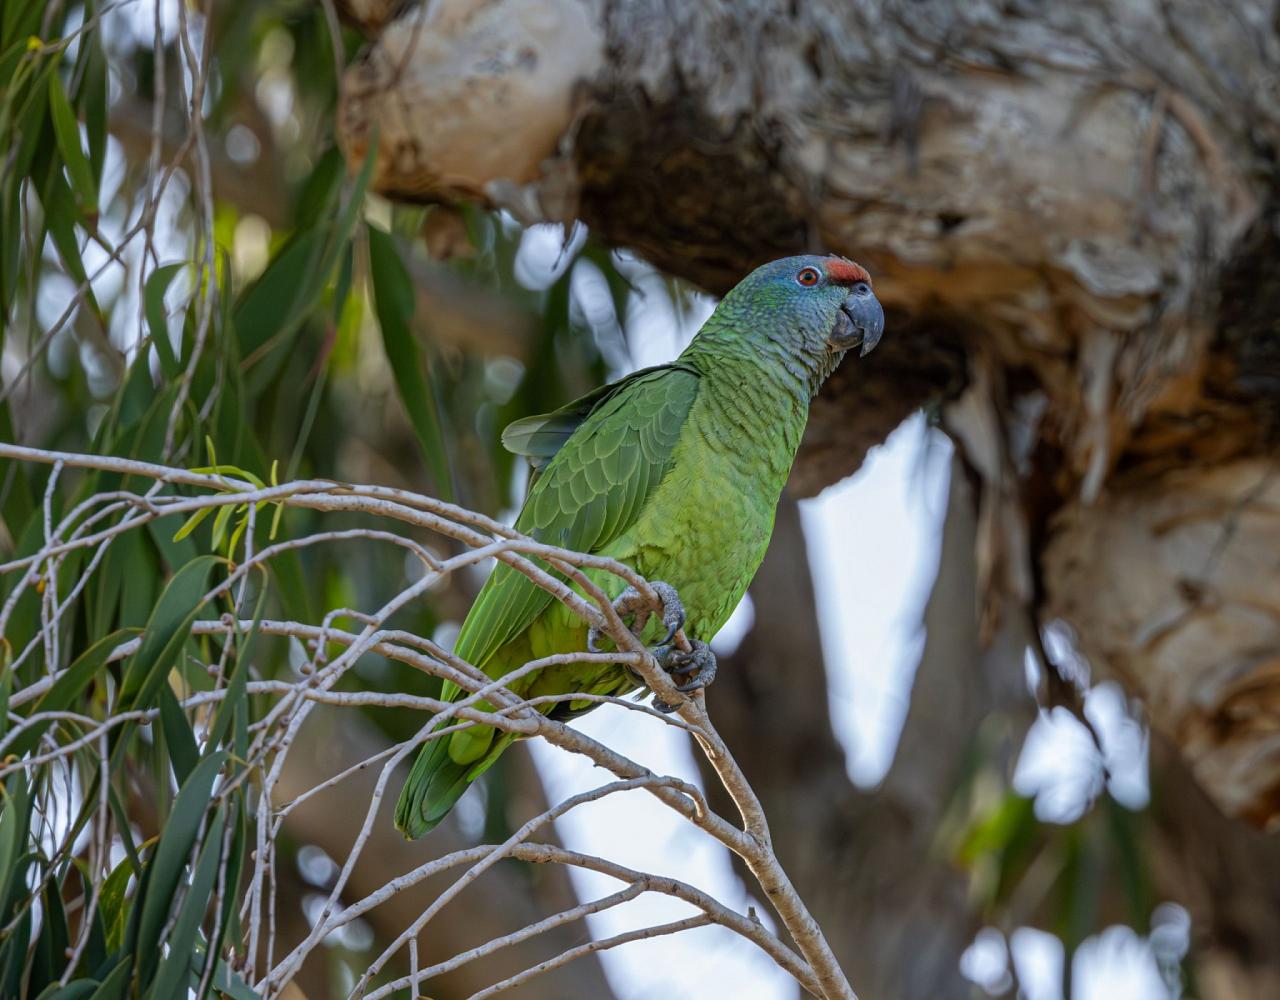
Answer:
1 442 857 1000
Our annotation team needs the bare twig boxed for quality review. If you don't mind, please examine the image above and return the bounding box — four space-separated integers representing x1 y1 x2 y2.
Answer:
1 442 857 1000
465 915 716 1000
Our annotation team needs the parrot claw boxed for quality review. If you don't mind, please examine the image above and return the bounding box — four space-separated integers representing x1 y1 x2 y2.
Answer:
587 581 685 652
584 581 704 714
651 639 717 712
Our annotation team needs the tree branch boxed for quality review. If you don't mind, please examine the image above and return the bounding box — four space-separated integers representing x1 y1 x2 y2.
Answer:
2 442 859 999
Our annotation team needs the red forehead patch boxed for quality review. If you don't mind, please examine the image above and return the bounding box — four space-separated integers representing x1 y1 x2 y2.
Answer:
826 257 871 285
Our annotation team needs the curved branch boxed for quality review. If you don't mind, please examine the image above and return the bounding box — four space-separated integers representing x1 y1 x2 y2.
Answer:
3 443 860 999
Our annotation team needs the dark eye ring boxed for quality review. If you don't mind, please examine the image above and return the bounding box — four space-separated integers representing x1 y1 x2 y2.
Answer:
796 267 821 287
852 281 872 297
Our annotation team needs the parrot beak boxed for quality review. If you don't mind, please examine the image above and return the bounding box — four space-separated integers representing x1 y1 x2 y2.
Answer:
829 288 885 357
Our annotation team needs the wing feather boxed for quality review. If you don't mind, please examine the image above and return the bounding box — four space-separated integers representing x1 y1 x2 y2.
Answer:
449 366 700 683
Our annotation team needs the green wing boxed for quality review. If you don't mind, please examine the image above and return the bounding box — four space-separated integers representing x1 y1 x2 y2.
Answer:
449 364 701 683
501 363 686 482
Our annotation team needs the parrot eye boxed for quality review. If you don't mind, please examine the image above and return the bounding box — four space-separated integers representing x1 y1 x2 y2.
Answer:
852 281 872 297
795 267 821 287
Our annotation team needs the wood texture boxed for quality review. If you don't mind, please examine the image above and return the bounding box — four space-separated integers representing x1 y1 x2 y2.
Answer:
335 0 1280 840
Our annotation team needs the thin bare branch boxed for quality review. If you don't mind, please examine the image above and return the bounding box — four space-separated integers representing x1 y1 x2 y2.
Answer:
1 441 856 1000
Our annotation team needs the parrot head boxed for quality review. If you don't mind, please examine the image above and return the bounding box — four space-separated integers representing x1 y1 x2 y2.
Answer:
715 253 885 362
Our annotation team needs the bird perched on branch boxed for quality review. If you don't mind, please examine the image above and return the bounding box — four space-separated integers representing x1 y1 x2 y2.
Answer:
396 254 884 837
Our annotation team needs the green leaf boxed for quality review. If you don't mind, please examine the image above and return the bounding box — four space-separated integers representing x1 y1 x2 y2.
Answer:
39 167 94 293
48 68 97 216
0 911 31 998
234 228 327 359
82 38 108 185
144 263 184 378
293 146 348 228
147 804 226 1000
114 529 156 631
10 58 57 181
157 682 199 785
210 502 237 552
367 225 453 500
2 2 42 48
233 144 372 388
956 792 1034 866
35 982 98 1000
98 855 135 955
187 464 264 489
86 957 131 1000
172 505 213 543
133 750 226 989
113 350 155 435
209 959 261 1000
89 524 136 637
0 774 29 914
30 876 71 992
8 629 139 757
327 138 376 268
118 556 218 711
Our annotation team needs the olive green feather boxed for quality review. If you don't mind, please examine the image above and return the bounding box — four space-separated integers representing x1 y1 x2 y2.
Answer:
395 365 700 837
394 253 881 839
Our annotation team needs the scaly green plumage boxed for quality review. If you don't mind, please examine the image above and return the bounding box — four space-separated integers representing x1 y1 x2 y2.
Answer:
395 254 883 838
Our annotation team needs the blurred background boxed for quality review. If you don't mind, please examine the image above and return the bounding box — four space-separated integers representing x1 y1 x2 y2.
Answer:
3 1 1279 998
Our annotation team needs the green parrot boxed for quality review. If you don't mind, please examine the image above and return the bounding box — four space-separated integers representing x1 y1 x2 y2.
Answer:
395 254 884 838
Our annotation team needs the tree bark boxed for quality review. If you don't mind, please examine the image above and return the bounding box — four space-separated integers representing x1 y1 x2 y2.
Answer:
1147 734 1280 999
336 0 1280 829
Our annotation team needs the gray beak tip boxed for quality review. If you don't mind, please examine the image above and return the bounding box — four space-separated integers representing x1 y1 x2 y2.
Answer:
838 292 885 358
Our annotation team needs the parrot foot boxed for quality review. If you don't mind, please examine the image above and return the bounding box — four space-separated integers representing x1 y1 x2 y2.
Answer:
587 581 685 653
651 640 717 714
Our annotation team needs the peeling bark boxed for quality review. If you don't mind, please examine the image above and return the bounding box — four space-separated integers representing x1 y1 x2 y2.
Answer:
339 0 602 200
1046 460 1280 827
336 0 1280 829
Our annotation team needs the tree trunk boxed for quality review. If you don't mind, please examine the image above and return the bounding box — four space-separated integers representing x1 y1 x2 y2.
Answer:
1147 734 1280 999
336 0 1280 829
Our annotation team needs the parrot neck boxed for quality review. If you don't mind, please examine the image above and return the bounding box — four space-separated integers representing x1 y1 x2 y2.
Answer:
680 328 839 404
679 333 837 471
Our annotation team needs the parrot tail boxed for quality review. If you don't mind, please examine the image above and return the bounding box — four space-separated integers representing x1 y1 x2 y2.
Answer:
394 736 472 839
394 730 514 839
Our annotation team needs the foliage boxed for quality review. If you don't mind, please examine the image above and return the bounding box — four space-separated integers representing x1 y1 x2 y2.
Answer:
0 2 636 995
